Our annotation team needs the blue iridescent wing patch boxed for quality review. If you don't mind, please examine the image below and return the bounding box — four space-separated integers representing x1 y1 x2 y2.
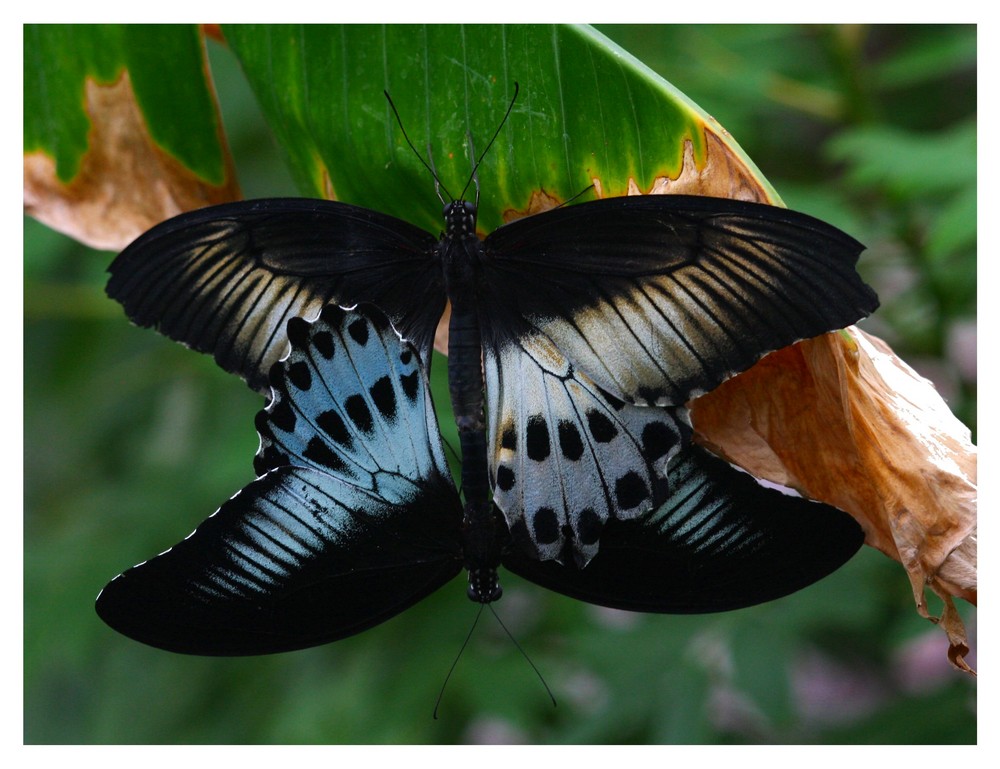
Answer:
96 305 463 655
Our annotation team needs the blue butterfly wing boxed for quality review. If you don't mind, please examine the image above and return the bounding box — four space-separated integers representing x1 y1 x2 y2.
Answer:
96 305 463 655
481 195 879 407
96 467 463 654
106 199 444 394
501 445 864 612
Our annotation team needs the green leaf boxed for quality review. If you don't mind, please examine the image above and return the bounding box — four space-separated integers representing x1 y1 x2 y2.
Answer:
25 25 119 180
24 24 226 184
926 184 977 259
222 24 778 234
826 120 976 199
872 25 977 91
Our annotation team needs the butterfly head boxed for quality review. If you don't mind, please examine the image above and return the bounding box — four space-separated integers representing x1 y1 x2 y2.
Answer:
443 200 478 239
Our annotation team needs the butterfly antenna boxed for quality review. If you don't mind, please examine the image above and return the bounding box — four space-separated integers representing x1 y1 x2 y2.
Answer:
442 432 461 467
433 604 485 719
458 81 520 203
384 90 454 203
425 142 447 206
466 131 481 210
561 183 597 208
488 603 557 709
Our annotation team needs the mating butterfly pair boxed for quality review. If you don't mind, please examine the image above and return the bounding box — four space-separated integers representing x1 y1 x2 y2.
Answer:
96 92 878 655
97 301 867 654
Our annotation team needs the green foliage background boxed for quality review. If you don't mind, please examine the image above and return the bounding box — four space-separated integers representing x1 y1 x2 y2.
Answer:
24 24 976 744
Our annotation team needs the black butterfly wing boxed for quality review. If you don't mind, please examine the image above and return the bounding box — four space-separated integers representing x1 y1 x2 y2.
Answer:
96 304 464 655
107 199 444 394
95 467 464 655
501 445 864 613
481 194 879 407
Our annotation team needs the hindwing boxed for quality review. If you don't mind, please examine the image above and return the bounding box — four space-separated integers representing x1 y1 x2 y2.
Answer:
484 329 687 567
502 444 865 612
96 305 463 655
255 304 447 494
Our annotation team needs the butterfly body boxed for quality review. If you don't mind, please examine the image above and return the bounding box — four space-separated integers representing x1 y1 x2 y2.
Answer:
433 199 505 602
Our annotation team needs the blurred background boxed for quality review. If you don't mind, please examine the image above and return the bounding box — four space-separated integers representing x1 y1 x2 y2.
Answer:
24 24 976 744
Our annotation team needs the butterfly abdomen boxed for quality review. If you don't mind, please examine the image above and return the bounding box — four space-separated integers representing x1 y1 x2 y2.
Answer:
448 297 505 604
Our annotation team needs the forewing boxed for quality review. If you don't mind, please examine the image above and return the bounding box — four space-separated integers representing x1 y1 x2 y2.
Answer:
484 330 687 567
96 305 463 655
482 195 879 406
502 445 864 613
107 199 444 394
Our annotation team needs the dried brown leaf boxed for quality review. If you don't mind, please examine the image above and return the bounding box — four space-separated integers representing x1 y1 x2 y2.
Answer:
690 329 977 673
24 70 241 252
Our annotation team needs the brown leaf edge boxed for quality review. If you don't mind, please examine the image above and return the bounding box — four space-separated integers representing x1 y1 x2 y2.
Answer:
23 33 240 252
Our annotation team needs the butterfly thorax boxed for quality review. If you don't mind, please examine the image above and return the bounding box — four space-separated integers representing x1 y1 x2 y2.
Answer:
442 200 478 240
439 200 482 304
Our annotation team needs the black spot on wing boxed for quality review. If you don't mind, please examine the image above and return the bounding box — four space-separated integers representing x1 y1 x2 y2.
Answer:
577 508 603 545
400 370 420 402
303 436 346 473
557 420 584 461
641 421 678 462
270 398 296 433
526 415 550 461
533 507 560 545
288 361 312 391
615 471 649 511
268 361 286 390
399 349 413 365
344 394 374 433
286 316 311 349
347 317 370 346
312 330 335 359
500 425 517 451
586 409 618 443
317 409 352 449
254 410 274 442
496 465 515 492
369 376 397 421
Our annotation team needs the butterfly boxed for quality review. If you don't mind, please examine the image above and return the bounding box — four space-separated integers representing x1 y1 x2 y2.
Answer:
98 86 878 651
96 303 866 654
